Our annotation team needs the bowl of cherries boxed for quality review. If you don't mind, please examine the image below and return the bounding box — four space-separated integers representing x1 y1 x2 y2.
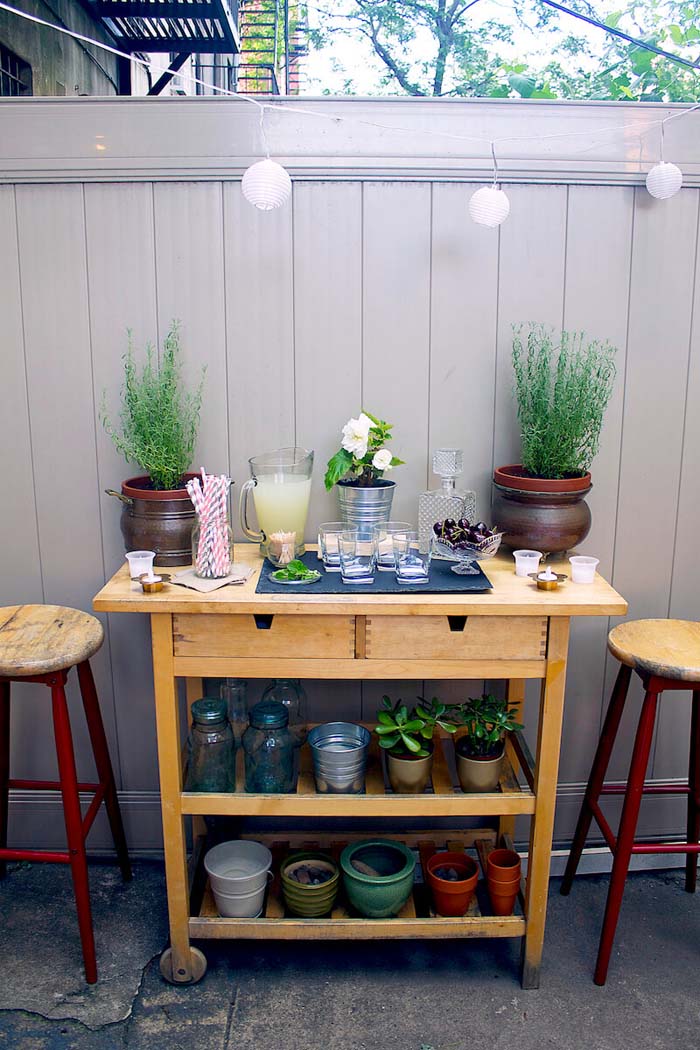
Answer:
432 518 504 571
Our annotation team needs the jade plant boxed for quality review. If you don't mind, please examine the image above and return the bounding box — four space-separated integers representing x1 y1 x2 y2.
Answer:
375 695 456 758
101 322 205 491
456 693 523 759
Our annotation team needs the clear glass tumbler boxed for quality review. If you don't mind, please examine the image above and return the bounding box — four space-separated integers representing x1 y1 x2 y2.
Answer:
393 529 431 584
339 531 377 584
318 522 355 572
372 521 414 571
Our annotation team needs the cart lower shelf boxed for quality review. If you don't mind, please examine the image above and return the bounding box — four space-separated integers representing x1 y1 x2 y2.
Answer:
189 830 526 941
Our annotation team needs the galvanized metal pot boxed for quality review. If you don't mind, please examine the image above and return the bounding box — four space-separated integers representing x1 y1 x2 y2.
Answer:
107 473 199 567
308 722 371 794
335 479 395 541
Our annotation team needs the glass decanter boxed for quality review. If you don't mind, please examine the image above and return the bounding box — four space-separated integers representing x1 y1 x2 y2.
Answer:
418 449 477 553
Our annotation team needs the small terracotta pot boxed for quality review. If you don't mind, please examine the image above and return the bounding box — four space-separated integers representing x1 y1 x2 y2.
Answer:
386 745 433 794
489 885 520 916
486 848 522 883
426 852 479 917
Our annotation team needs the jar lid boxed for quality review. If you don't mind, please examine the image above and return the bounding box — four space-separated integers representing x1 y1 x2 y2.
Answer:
249 699 289 730
191 698 228 725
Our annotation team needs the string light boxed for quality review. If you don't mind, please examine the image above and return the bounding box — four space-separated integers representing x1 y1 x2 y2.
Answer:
646 120 683 200
241 108 292 210
469 144 510 227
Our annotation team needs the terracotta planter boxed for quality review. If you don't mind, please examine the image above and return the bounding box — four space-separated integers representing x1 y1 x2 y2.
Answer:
386 745 433 794
426 852 479 917
492 464 592 555
107 473 199 567
456 739 504 792
486 848 522 917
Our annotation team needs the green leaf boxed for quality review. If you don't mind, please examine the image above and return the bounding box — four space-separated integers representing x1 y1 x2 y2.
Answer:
389 456 404 467
376 723 399 735
669 24 684 45
419 725 433 739
401 732 422 754
509 73 535 97
324 448 353 491
286 560 307 573
378 733 400 750
377 710 394 726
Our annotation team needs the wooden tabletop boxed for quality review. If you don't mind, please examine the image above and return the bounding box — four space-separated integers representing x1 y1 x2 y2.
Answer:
93 545 627 618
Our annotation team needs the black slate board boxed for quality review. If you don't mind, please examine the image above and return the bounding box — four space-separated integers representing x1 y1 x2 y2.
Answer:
255 552 493 595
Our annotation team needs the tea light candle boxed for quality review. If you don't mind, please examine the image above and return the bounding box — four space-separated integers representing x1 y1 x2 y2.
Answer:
535 567 561 591
140 572 164 593
538 568 557 581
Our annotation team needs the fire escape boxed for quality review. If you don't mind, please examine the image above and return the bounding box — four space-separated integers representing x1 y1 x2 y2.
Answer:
237 0 307 95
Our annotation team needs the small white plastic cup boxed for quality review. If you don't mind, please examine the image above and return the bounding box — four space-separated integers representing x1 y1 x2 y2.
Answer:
126 550 156 588
513 550 543 577
569 556 599 584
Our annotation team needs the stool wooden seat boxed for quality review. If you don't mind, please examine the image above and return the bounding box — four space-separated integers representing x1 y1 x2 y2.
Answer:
561 618 700 985
608 619 700 682
0 604 131 984
0 605 104 677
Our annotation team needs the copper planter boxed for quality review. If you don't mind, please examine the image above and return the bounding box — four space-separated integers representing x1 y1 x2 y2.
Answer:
492 465 592 555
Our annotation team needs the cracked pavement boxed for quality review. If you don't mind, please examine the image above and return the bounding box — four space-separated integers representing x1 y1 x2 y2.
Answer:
0 862 698 1048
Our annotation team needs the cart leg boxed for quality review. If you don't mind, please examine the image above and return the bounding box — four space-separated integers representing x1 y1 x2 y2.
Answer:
500 678 526 843
151 614 198 983
521 617 570 990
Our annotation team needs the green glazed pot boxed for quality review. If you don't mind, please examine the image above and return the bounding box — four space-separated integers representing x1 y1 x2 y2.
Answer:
340 839 416 918
281 852 340 917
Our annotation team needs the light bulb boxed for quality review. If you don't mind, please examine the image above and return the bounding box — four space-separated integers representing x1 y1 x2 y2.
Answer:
242 158 292 210
645 161 683 200
468 186 510 227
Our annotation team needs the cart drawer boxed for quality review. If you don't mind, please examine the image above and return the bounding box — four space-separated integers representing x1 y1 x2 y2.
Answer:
365 616 548 661
173 614 356 660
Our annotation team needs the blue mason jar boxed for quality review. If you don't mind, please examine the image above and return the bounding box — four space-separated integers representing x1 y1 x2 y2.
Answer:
243 700 294 793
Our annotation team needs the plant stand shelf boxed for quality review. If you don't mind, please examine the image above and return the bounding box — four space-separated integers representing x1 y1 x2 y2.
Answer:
93 545 627 989
190 831 526 940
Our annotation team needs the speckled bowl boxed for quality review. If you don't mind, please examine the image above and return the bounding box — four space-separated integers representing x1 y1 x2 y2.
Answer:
340 839 416 918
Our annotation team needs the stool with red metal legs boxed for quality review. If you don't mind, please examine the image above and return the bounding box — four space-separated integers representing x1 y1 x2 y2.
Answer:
0 605 131 984
560 619 700 985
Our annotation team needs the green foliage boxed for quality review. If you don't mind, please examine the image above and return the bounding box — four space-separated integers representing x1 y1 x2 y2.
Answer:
511 323 617 480
271 560 320 581
101 323 205 491
324 410 404 490
456 693 524 759
375 694 456 757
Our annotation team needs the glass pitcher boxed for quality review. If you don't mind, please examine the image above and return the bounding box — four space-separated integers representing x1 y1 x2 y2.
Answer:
239 447 314 565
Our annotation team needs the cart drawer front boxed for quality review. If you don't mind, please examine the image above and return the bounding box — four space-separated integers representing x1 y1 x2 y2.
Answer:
365 616 548 661
173 614 356 660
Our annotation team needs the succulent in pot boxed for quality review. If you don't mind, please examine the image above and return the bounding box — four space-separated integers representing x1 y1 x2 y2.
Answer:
324 411 404 539
454 693 523 793
493 323 617 553
101 322 207 565
375 695 456 795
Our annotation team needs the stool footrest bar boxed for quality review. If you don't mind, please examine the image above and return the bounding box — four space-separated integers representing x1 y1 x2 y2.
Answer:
0 848 71 864
8 779 102 793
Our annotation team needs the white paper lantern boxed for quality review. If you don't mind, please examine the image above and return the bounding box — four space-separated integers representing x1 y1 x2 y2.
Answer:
242 158 292 210
645 161 683 200
469 186 510 227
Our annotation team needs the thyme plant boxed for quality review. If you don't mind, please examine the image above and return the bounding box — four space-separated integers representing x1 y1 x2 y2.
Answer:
101 323 205 490
512 324 616 479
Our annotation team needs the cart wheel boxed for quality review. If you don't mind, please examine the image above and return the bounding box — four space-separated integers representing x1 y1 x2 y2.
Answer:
159 946 207 984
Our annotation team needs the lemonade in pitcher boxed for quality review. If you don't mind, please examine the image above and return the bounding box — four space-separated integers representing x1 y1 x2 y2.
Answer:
239 448 314 565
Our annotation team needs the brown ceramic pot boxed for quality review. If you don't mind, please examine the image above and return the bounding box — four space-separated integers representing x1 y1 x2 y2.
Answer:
426 852 479 917
386 744 433 794
108 473 199 567
456 739 505 792
492 465 592 554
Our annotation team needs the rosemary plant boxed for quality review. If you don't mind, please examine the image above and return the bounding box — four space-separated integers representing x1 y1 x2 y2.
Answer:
101 322 205 491
512 324 616 480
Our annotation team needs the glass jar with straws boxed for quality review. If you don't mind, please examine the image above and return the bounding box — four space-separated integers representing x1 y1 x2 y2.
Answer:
187 471 234 579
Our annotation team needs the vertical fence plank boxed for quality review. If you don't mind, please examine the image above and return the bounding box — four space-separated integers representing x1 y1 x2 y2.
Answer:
85 182 159 794
607 188 699 799
223 183 295 540
553 186 634 833
293 182 363 723
14 184 118 786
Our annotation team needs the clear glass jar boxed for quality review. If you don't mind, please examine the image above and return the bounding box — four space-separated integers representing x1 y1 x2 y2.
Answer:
185 697 236 792
220 678 248 745
243 700 295 793
260 678 308 746
192 516 234 579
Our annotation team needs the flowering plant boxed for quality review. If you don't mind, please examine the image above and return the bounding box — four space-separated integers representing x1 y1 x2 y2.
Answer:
324 410 404 490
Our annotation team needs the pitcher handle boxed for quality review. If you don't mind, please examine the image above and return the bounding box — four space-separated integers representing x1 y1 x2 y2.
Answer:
239 478 263 543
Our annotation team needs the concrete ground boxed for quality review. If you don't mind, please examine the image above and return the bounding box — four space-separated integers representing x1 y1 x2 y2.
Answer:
0 860 698 1050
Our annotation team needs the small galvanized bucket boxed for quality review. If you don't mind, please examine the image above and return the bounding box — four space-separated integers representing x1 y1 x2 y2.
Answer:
308 722 371 794
336 480 395 541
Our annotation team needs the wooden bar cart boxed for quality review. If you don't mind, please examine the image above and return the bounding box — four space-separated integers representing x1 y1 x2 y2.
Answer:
94 545 626 989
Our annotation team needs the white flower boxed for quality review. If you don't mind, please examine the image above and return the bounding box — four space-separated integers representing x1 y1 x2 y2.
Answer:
341 413 372 458
372 448 393 471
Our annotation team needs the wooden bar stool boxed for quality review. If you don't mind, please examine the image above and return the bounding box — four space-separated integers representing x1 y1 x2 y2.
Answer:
561 619 700 985
0 605 131 984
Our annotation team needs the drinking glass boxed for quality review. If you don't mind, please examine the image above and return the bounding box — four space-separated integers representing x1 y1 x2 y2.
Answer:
393 530 431 584
318 522 354 572
339 531 377 584
372 521 414 571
